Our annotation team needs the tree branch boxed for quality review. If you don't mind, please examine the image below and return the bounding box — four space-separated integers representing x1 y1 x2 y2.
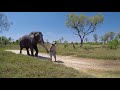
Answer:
84 23 92 34
85 24 97 36
73 32 79 35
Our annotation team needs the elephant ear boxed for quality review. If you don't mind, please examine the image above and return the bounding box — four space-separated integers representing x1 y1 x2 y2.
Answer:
35 32 40 37
29 32 35 38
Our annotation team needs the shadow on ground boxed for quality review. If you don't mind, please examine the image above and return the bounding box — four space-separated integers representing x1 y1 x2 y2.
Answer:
36 56 64 63
54 60 64 63
37 56 50 60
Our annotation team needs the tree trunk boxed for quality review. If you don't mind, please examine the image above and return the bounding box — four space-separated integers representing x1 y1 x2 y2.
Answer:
80 39 83 47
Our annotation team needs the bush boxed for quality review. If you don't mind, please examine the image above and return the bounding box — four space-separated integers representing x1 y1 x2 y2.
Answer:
64 43 68 48
107 39 119 49
75 42 78 45
83 45 94 50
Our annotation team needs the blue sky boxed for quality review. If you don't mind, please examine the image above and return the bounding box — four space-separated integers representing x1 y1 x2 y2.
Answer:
1 12 120 43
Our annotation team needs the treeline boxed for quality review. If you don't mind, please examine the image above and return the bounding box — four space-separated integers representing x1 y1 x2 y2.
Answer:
0 36 19 46
45 31 120 49
0 36 12 46
92 32 120 44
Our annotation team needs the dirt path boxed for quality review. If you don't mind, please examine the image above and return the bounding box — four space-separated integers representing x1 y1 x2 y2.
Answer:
5 50 120 71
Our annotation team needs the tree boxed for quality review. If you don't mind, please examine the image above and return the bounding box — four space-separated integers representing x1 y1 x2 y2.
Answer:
118 32 120 39
101 32 115 44
15 40 20 44
84 38 88 43
59 37 64 43
53 40 59 44
0 36 11 45
46 39 49 44
0 13 12 33
100 34 108 45
93 34 98 43
115 32 120 41
66 13 104 47
61 37 64 43
107 32 115 42
107 39 119 49
71 42 75 49
64 40 68 48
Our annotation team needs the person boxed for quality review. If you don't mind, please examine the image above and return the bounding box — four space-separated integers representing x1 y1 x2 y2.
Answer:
49 42 56 62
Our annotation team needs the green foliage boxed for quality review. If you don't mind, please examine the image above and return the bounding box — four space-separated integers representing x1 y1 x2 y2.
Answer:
116 32 120 41
101 32 116 44
83 45 94 51
13 40 20 45
53 40 59 44
107 39 119 49
64 40 68 48
75 42 78 45
0 36 12 46
64 44 68 48
0 50 93 78
2 44 120 60
93 34 98 43
87 42 95 45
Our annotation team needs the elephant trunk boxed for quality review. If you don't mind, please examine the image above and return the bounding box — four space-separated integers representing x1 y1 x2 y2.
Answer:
41 42 49 53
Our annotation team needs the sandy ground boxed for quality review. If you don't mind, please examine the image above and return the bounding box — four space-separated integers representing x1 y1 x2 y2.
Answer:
5 50 120 71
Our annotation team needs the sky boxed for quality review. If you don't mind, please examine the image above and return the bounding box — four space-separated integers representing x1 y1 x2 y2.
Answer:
1 12 120 43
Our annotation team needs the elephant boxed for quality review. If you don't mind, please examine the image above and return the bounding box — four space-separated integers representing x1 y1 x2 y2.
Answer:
19 32 49 56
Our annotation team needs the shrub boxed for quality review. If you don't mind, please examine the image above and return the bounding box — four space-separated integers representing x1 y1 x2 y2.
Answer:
64 43 68 48
75 42 78 45
83 45 94 50
107 39 119 49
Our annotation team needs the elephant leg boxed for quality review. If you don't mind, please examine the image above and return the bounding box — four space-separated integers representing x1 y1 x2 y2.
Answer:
30 47 34 56
26 48 30 56
20 47 23 54
34 46 38 57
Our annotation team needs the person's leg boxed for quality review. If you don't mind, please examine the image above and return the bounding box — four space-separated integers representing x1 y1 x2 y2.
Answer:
53 52 56 62
50 52 52 61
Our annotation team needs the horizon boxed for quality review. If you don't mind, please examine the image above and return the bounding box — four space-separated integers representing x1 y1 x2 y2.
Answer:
0 12 120 43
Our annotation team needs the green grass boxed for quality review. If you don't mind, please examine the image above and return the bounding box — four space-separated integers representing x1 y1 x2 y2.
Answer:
38 44 120 60
80 69 120 78
0 49 94 78
1 44 120 78
3 44 120 60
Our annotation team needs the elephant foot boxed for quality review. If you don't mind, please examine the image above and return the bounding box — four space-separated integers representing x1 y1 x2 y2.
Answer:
35 53 38 57
31 54 34 57
27 53 30 56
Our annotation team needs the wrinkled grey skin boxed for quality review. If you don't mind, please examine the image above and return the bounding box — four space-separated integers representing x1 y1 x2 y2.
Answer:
19 32 49 56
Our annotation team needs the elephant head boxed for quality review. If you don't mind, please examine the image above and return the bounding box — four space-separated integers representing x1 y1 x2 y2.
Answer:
29 32 49 53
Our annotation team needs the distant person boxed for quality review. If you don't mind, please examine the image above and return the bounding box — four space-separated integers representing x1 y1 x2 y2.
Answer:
49 42 56 62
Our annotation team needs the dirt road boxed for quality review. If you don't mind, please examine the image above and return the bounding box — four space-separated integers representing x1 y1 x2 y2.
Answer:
5 50 120 72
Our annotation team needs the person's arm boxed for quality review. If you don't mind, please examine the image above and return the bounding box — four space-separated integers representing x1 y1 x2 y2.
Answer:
49 45 52 51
